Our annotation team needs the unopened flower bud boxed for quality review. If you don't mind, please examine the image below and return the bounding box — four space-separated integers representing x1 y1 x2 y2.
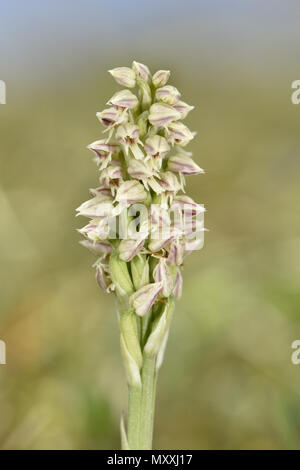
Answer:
109 252 134 297
168 154 204 175
120 334 141 387
130 282 163 316
132 61 151 83
155 85 181 106
108 67 136 88
152 70 170 88
107 89 138 109
153 258 174 297
115 180 147 204
120 309 143 369
148 103 181 127
165 121 194 146
137 111 149 138
130 254 149 291
144 298 174 356
174 100 194 119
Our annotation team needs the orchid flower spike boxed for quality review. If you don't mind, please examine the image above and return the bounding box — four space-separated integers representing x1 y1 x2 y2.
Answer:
77 61 205 451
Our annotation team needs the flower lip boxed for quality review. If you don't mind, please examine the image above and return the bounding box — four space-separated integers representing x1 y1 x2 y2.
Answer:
145 135 170 158
96 107 126 128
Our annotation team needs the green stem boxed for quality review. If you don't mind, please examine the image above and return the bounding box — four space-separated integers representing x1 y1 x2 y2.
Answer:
139 354 157 450
127 385 141 449
126 355 157 450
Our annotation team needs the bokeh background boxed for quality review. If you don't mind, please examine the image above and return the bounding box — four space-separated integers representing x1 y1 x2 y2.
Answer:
1 0 300 449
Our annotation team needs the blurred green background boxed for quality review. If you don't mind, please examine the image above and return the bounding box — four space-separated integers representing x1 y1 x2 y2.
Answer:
1 0 300 449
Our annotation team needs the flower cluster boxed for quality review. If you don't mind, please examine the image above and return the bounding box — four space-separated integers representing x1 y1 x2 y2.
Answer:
77 61 205 385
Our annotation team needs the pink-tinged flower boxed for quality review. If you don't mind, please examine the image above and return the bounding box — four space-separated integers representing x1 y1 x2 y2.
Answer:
155 85 181 106
107 90 138 109
165 121 194 146
76 195 114 218
87 139 119 169
119 238 145 262
153 259 174 297
167 154 204 175
94 259 114 292
150 204 171 230
157 171 181 193
108 67 136 88
171 195 205 237
148 103 181 127
167 239 185 266
99 160 123 189
130 282 163 316
78 217 111 241
148 235 174 252
96 107 126 128
173 100 194 119
78 220 100 240
173 269 182 299
79 239 112 256
145 135 170 158
152 70 170 88
171 195 204 211
89 187 112 198
115 123 144 159
128 159 156 180
115 180 147 204
132 61 151 83
147 177 165 194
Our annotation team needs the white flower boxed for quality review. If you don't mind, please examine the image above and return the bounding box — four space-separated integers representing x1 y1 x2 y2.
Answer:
167 154 204 175
87 139 119 169
107 90 138 109
130 282 163 316
96 107 127 128
115 123 144 159
165 121 194 146
76 195 114 218
148 103 181 127
115 180 147 204
174 100 194 119
119 238 145 262
145 135 170 158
